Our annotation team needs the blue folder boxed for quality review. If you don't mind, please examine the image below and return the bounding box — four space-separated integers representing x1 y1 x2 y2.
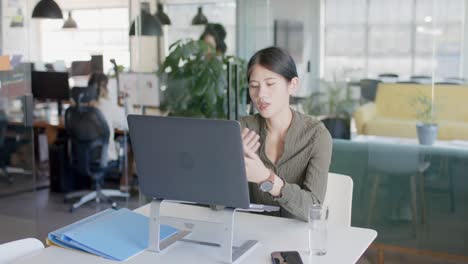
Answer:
48 208 178 261
48 209 115 252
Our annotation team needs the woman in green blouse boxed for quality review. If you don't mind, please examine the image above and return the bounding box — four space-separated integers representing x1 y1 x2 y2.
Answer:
240 47 332 221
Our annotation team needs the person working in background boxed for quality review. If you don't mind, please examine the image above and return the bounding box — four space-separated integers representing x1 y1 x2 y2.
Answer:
200 23 227 55
240 47 332 222
87 73 130 191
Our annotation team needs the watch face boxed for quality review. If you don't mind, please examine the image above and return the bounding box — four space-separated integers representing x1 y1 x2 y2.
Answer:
260 180 274 192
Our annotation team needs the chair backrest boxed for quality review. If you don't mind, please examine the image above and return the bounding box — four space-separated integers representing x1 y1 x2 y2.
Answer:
410 75 431 80
378 73 399 79
378 73 399 83
70 86 98 107
0 238 44 263
445 77 465 83
396 81 419 84
360 79 381 101
368 141 421 175
323 173 353 227
410 75 432 84
65 101 110 177
435 82 459 85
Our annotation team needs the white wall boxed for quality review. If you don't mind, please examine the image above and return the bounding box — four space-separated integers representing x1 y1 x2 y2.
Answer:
236 0 272 60
236 0 321 96
272 0 320 96
462 0 468 81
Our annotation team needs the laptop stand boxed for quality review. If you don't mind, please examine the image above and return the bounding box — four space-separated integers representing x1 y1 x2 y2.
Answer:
148 199 258 263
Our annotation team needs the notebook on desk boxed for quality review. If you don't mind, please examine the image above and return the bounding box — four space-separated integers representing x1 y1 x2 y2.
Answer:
48 208 179 261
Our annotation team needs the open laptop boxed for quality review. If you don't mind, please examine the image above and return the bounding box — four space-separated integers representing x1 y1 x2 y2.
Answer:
127 115 278 212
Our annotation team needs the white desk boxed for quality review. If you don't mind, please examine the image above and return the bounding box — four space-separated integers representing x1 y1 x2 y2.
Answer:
15 203 377 264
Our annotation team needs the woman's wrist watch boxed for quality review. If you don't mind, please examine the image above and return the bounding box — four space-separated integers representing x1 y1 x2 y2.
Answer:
259 170 275 192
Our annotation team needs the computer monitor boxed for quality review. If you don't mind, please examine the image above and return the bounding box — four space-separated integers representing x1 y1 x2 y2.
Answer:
70 61 91 76
127 115 251 209
91 55 103 73
31 71 70 101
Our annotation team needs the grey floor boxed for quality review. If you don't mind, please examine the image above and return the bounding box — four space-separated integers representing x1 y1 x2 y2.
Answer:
0 188 141 244
0 189 466 264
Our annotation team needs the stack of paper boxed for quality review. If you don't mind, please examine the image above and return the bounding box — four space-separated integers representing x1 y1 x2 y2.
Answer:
48 208 178 261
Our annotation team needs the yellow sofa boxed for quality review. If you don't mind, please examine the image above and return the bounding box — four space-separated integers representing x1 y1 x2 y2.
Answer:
354 83 468 140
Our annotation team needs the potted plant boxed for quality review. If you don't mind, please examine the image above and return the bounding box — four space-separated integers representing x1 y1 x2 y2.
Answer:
303 75 357 139
157 39 247 118
411 94 438 145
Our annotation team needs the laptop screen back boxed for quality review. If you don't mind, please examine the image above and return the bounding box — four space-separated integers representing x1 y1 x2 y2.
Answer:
127 115 250 209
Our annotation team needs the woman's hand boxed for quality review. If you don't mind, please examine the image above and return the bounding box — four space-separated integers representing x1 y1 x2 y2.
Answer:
242 128 269 183
244 146 270 185
241 128 260 155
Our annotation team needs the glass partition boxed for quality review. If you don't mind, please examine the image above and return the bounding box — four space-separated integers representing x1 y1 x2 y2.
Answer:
129 0 257 205
322 0 468 262
127 0 467 262
0 1 37 242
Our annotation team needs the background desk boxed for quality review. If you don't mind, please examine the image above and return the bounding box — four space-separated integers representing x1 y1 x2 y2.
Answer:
5 114 130 194
16 203 377 264
8 115 126 156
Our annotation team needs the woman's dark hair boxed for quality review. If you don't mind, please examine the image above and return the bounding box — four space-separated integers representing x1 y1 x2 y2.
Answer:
247 47 298 82
199 23 227 54
88 73 108 100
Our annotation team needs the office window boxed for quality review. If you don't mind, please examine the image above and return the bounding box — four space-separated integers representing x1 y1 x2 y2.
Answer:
323 0 464 79
40 8 130 73
323 0 366 78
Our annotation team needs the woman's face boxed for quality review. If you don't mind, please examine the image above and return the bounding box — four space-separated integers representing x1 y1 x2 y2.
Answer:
98 81 109 99
248 64 297 119
203 34 217 49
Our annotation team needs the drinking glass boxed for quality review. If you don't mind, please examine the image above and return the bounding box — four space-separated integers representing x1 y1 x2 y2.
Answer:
308 204 328 256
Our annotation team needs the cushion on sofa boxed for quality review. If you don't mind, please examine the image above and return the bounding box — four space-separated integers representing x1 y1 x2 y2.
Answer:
437 121 468 140
375 84 468 122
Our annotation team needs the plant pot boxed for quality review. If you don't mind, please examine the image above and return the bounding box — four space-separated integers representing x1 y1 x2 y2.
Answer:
321 117 350 139
416 123 438 145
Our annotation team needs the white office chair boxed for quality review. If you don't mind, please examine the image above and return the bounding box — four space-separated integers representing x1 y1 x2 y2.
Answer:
367 143 428 235
0 238 44 263
323 173 354 227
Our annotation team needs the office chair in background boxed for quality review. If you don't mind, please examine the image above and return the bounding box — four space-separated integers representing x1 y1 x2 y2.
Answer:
410 75 432 84
378 73 399 79
64 87 129 212
359 79 381 103
324 173 354 227
377 73 399 83
367 143 429 236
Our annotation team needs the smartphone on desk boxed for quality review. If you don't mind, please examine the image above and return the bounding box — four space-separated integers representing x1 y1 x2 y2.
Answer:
271 251 303 264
